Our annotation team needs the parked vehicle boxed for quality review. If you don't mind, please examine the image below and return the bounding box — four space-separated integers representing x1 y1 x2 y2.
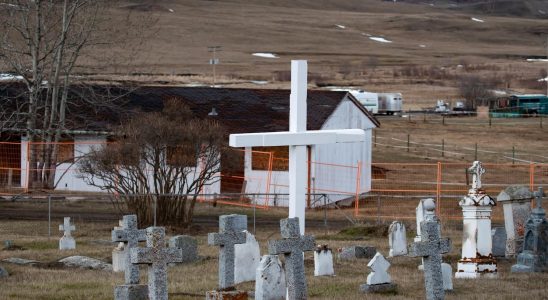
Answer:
349 90 379 114
378 93 403 115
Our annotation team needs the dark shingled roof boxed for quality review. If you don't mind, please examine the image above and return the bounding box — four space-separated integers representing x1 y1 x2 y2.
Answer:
127 86 379 133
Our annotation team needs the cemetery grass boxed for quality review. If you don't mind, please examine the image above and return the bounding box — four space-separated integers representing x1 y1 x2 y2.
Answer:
2 201 548 299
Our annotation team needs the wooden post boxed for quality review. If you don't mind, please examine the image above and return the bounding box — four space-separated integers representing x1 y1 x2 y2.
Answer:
474 143 478 161
374 130 377 147
441 139 445 158
423 113 426 123
442 116 445 125
512 146 515 165
407 134 410 152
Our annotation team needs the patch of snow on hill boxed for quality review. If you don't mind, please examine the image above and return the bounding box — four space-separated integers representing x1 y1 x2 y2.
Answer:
419 44 426 48
168 8 174 13
527 58 548 62
361 33 372 37
538 77 548 82
369 37 392 43
471 17 484 23
335 24 346 29
252 53 279 59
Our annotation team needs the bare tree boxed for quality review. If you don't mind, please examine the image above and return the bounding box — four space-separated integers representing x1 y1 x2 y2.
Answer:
78 99 231 227
458 75 496 110
0 1 153 189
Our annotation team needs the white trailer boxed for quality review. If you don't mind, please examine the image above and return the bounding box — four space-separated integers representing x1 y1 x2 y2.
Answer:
378 93 403 115
349 90 379 114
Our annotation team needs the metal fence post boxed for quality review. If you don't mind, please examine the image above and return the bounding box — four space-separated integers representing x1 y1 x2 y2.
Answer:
324 195 327 237
407 134 410 152
253 194 256 234
474 143 478 161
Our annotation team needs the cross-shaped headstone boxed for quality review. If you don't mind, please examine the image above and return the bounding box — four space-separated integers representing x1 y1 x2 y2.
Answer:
469 160 485 190
229 60 365 234
534 187 544 209
268 217 315 299
112 215 146 284
408 199 451 300
131 227 183 300
367 252 391 284
208 214 247 289
59 217 75 236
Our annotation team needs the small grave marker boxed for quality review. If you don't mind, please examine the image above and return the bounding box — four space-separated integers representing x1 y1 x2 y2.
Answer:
360 252 396 293
59 217 76 250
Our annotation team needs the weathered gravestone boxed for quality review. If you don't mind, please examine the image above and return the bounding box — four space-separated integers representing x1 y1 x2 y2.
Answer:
491 227 507 258
234 230 261 284
408 199 451 300
338 245 376 260
207 214 248 300
512 187 548 273
112 215 148 300
131 227 183 300
415 199 430 270
455 161 497 279
255 255 286 300
169 235 198 263
268 217 315 300
389 221 407 257
59 217 76 250
360 252 396 293
112 220 125 273
314 244 334 276
497 185 533 258
112 242 127 272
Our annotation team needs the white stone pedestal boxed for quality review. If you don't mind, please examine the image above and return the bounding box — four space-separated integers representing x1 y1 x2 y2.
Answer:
456 205 498 278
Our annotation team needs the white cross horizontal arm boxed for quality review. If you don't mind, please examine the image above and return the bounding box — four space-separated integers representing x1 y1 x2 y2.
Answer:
229 129 365 147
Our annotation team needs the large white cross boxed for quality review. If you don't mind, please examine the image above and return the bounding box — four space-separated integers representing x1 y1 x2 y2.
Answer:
229 60 365 234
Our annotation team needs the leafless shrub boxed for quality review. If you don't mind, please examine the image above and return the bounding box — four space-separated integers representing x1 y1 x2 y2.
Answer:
79 99 232 228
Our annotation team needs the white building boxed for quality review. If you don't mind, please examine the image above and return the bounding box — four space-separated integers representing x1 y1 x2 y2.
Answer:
5 86 379 206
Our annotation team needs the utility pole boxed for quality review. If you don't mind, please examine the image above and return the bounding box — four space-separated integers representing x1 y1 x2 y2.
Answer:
208 46 222 87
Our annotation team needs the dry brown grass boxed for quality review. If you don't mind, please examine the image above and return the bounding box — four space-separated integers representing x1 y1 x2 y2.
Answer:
0 200 547 299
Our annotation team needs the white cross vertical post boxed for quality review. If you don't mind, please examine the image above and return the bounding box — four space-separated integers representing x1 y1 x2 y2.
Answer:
229 60 365 234
289 60 308 234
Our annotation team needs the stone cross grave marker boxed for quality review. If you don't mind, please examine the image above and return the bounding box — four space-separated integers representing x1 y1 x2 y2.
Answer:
268 217 315 299
131 227 183 300
208 214 247 289
59 217 76 250
112 215 147 284
469 160 485 191
408 199 451 300
229 60 365 234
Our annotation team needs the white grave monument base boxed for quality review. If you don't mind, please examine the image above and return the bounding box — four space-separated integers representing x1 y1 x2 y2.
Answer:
59 236 76 250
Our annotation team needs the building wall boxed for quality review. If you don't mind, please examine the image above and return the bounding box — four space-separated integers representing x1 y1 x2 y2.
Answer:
20 136 221 194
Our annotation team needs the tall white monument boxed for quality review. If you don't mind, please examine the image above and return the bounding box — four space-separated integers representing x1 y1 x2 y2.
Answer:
229 60 365 234
456 161 498 278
